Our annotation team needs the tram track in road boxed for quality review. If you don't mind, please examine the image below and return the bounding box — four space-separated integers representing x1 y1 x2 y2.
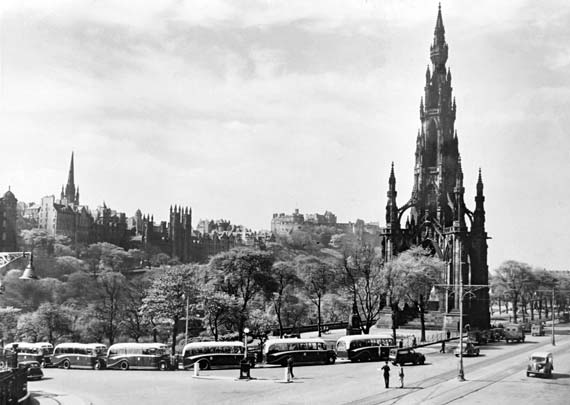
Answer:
348 335 569 405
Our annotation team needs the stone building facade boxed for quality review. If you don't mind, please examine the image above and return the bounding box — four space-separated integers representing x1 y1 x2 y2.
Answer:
38 153 129 248
380 6 490 330
0 189 18 252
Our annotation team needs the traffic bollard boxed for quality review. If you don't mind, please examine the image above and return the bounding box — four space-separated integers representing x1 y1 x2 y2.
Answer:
193 362 200 377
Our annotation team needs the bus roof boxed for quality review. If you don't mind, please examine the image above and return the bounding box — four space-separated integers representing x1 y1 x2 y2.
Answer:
265 338 326 346
108 342 167 350
183 341 243 349
54 342 106 349
5 342 52 349
336 334 393 344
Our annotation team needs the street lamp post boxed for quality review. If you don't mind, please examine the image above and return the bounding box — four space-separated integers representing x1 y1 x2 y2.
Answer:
551 288 555 346
435 279 489 382
184 292 190 347
243 328 250 360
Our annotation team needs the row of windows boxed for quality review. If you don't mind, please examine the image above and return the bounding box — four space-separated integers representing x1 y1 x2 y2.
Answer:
109 347 166 356
185 346 243 356
267 342 326 353
54 347 101 355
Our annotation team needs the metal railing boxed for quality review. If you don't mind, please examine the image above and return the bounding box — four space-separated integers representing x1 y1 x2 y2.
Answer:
0 367 27 405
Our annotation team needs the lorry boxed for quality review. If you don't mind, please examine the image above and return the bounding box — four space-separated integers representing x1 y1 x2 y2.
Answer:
504 323 525 343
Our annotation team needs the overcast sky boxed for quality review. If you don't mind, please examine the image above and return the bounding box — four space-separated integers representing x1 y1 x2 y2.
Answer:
1 0 569 271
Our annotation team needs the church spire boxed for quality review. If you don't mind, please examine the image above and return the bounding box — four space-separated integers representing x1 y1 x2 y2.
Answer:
430 3 448 72
64 152 77 205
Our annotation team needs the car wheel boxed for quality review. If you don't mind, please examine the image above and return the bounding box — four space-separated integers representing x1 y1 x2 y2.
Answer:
0 361 5 368
94 361 102 370
120 361 129 371
62 360 71 369
40 361 46 368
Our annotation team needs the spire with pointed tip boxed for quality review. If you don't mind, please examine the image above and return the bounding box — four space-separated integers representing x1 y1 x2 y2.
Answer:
386 163 399 227
64 152 77 205
430 4 448 71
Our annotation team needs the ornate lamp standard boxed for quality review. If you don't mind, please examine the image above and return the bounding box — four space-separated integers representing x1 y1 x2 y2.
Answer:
243 327 250 360
435 276 489 382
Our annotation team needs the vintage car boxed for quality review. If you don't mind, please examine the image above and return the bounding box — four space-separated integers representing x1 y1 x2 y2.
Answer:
527 352 553 377
19 361 44 381
531 323 545 336
388 348 425 366
454 342 480 357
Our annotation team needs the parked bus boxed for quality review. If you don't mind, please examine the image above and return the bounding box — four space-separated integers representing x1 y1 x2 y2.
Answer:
263 338 336 366
336 334 395 362
105 343 172 371
179 341 255 370
1 342 53 368
51 343 107 370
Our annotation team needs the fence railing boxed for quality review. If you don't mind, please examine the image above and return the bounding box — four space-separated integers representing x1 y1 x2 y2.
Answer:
0 367 27 405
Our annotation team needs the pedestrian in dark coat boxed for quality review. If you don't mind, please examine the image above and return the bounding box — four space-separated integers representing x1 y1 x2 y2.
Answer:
399 365 405 388
287 356 294 379
381 362 391 388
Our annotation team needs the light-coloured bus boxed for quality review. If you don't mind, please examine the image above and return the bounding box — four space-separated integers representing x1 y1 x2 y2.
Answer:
106 343 172 371
51 343 107 369
1 342 53 367
335 334 395 362
179 341 255 370
263 338 336 366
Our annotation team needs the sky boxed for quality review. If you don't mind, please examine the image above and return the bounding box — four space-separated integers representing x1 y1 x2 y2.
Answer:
1 0 569 271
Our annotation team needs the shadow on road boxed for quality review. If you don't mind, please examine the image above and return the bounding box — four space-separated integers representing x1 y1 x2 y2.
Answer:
551 373 570 380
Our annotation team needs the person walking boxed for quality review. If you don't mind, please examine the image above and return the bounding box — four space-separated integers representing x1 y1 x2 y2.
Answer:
381 361 391 388
440 340 446 353
446 329 451 340
398 365 405 388
287 356 295 379
412 335 417 348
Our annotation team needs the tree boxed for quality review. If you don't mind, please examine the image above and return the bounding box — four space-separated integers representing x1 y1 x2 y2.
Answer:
270 261 301 337
396 247 445 342
493 261 533 324
122 276 152 342
141 265 199 355
329 233 384 334
296 255 336 337
208 248 276 339
201 288 239 341
95 271 128 345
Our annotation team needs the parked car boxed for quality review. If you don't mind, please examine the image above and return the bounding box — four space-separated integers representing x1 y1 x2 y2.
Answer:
489 327 505 342
19 361 44 381
467 330 488 345
527 352 553 378
531 323 545 336
454 342 480 357
388 348 425 366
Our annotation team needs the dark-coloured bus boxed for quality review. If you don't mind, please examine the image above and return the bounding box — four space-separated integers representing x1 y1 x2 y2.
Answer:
1 342 53 368
106 343 172 371
263 338 336 366
51 343 107 369
336 334 395 362
179 341 255 370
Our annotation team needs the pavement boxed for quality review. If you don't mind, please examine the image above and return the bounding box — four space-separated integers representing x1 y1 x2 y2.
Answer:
30 389 91 405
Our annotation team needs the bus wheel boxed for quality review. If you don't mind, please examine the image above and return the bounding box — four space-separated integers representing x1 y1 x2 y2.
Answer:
198 359 210 370
327 356 335 365
94 361 102 370
63 360 71 369
0 361 5 368
159 361 168 371
120 361 129 371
